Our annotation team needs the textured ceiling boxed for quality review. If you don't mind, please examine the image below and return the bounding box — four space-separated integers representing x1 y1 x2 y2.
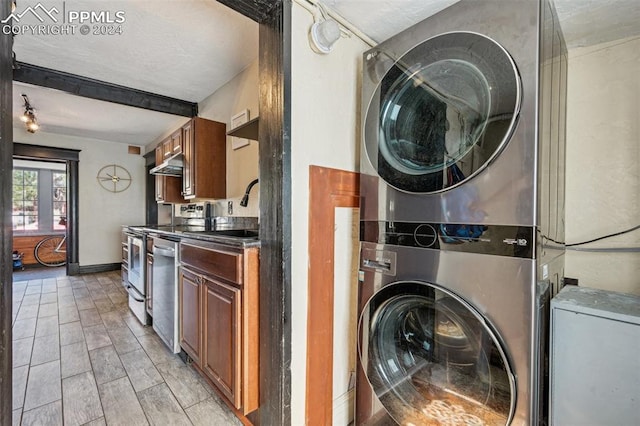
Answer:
327 0 640 48
13 0 259 102
10 0 639 146
13 82 190 144
11 0 258 145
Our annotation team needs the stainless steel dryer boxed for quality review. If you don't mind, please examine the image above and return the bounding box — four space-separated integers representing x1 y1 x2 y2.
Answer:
360 0 567 239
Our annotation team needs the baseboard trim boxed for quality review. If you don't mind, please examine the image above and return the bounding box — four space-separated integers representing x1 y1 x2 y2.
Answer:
68 262 80 275
77 263 121 275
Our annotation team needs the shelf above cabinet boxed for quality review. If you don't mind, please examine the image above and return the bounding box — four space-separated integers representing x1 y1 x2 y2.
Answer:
227 117 259 141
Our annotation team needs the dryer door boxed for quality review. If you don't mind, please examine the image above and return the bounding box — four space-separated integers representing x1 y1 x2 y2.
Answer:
364 32 521 193
358 281 515 425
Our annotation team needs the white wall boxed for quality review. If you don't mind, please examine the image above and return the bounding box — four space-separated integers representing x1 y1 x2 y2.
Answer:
144 60 260 217
199 58 260 217
565 36 640 295
14 127 146 266
290 3 369 424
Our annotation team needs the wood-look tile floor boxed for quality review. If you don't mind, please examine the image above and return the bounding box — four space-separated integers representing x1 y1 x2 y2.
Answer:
12 270 242 426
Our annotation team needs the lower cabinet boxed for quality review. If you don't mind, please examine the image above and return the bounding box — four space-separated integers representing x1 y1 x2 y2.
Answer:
178 241 259 416
179 267 201 365
202 278 242 408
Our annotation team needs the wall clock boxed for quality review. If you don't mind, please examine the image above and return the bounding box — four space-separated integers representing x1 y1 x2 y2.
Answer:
96 164 132 193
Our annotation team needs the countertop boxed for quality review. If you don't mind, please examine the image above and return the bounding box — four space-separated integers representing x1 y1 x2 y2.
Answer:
126 224 261 249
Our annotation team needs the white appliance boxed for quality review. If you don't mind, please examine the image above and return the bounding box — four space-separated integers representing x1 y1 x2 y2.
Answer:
550 286 640 425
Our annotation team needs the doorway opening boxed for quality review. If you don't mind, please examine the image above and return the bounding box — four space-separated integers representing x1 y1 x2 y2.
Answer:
13 143 80 277
11 159 68 278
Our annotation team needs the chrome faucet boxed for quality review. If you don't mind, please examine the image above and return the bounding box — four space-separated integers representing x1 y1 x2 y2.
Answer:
239 178 259 207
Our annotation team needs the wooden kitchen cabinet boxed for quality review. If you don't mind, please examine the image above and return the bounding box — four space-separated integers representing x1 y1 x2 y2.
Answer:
153 117 225 202
154 144 183 203
181 117 226 200
202 277 242 407
179 267 201 365
179 240 259 415
170 128 183 155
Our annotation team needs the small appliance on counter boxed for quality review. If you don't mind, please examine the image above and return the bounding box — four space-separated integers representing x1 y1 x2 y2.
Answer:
173 202 258 232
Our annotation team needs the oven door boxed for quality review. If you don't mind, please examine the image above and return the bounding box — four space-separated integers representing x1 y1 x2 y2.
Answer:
127 235 145 296
358 281 515 425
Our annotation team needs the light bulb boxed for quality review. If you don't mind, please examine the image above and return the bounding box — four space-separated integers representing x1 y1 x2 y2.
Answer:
309 19 341 54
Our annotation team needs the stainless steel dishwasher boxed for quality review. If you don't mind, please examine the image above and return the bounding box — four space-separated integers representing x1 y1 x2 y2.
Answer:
151 236 180 353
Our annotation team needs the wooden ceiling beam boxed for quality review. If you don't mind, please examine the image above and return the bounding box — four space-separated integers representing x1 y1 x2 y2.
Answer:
13 61 198 117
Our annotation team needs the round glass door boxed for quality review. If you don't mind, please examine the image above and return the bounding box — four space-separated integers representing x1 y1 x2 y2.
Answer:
358 281 515 425
364 32 521 193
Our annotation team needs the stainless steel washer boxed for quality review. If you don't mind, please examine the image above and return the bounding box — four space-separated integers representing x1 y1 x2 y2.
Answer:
357 239 549 425
357 1 567 423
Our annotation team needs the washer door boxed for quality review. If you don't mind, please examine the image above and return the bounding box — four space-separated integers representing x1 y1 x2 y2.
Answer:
358 281 515 425
364 32 521 193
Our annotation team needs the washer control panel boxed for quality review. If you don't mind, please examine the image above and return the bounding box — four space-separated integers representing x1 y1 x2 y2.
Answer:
360 221 534 259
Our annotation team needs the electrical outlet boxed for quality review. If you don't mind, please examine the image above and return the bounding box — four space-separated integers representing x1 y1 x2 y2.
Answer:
227 201 233 215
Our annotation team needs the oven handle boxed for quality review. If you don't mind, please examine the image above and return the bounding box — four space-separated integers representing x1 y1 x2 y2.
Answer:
153 245 175 258
126 285 145 303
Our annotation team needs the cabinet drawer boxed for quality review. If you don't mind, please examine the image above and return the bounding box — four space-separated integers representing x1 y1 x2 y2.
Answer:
180 243 242 284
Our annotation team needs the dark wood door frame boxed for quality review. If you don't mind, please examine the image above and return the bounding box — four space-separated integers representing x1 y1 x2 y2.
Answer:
0 0 13 423
217 1 292 425
0 0 292 423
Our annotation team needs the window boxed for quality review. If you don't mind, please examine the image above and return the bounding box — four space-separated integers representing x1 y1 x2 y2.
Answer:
12 169 39 231
12 161 67 233
53 171 67 230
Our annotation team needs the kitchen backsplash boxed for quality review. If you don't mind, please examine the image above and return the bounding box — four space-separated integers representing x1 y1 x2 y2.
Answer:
211 196 259 218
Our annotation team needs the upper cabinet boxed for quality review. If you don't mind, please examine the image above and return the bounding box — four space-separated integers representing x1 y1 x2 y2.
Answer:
155 141 183 204
182 117 226 200
153 117 226 202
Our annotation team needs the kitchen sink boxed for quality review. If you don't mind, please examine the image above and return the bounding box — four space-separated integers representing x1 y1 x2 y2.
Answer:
210 229 259 238
185 229 259 239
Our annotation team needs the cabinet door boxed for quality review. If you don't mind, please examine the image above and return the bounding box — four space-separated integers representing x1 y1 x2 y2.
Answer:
182 119 194 198
179 268 201 364
155 145 163 165
162 176 183 204
171 128 183 155
162 138 172 159
202 278 242 408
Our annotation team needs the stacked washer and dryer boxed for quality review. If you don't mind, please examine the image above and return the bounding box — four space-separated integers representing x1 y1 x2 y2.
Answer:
356 0 567 425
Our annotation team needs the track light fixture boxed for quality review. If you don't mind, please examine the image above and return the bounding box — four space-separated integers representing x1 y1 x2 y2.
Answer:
21 94 39 133
308 2 344 54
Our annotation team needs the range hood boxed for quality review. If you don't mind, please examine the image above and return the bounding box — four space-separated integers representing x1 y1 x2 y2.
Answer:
150 152 183 177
